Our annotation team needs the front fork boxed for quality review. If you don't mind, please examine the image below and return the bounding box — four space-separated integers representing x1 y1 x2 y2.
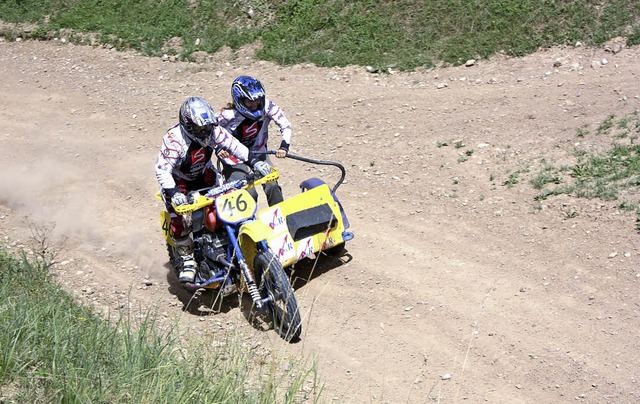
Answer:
226 224 266 310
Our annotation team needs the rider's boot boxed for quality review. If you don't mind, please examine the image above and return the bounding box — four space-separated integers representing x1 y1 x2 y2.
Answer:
174 237 197 283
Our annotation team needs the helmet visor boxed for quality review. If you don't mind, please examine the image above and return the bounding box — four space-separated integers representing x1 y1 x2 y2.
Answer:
192 123 214 139
242 97 264 112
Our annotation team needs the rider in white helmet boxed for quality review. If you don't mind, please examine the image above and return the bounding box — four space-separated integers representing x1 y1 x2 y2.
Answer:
215 75 292 206
155 96 263 283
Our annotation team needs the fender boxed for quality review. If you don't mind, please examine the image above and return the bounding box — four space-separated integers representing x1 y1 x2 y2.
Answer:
238 219 274 267
239 219 273 243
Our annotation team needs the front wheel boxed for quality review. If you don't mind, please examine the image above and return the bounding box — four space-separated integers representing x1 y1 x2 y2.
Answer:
254 251 302 342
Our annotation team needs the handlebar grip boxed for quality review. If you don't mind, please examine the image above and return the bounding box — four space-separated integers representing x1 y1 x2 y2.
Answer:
252 150 276 155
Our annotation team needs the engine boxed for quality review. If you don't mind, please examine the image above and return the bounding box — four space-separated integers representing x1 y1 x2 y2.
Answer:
202 232 228 262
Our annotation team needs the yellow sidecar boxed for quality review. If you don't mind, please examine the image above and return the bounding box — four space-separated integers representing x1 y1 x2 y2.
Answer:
257 176 353 268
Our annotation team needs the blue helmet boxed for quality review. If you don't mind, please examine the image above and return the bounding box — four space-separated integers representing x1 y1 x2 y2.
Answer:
231 76 265 120
179 96 216 147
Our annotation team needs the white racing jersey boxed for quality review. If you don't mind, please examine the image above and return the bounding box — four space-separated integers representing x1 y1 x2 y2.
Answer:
155 124 250 189
215 99 292 165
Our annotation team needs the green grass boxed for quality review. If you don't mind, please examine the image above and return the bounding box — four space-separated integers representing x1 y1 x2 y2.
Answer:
1 0 640 70
0 249 319 403
258 0 640 69
528 111 640 224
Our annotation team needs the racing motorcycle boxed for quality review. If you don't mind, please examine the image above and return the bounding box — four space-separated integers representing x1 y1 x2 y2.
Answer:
158 168 302 342
158 152 354 342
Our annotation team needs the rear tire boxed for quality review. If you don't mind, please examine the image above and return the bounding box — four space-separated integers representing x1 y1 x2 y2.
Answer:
254 250 302 342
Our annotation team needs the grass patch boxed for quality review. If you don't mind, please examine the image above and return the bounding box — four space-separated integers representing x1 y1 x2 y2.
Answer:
503 169 529 188
532 111 640 203
1 0 640 70
0 248 319 403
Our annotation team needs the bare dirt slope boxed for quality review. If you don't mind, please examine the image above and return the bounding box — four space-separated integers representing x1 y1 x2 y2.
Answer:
1 38 639 403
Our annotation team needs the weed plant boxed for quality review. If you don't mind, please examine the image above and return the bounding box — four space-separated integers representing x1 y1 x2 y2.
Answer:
0 249 318 403
531 111 640 210
1 0 640 70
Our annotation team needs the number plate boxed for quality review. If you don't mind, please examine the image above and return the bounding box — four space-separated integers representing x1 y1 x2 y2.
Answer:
160 210 174 244
215 189 257 224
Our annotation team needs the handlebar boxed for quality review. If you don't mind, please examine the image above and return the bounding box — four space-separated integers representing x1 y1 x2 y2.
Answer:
172 168 280 215
255 151 346 194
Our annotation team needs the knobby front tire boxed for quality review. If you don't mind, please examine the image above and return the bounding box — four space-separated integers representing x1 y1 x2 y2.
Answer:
254 250 302 342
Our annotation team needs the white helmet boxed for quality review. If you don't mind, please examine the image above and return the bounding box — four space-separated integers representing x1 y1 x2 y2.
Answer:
179 96 216 147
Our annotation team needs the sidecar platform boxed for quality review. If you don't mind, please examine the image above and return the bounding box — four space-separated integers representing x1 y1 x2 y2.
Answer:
257 179 353 268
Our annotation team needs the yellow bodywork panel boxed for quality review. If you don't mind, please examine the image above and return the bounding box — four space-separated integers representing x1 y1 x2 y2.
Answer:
160 210 174 245
257 184 345 268
238 219 274 269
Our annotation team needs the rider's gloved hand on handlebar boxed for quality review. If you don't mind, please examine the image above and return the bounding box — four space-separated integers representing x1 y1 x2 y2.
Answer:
253 160 272 177
171 192 188 206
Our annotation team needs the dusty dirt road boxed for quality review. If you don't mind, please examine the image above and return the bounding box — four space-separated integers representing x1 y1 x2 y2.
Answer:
1 37 639 403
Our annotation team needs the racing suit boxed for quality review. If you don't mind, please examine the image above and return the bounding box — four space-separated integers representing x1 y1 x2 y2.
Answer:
155 124 251 242
215 99 292 206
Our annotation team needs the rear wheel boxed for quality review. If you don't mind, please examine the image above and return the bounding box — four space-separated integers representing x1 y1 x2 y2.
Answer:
254 250 302 342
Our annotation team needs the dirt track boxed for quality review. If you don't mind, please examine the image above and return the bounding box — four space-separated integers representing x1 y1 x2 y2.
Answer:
1 38 640 403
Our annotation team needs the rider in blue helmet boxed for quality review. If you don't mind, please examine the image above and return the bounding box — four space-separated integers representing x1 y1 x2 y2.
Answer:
232 75 267 120
215 75 293 207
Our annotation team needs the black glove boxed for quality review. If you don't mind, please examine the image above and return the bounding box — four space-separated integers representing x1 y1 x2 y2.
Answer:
279 140 290 152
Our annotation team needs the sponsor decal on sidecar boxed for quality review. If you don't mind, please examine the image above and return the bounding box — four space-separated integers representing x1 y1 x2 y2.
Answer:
270 232 295 263
297 237 315 260
259 206 286 232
